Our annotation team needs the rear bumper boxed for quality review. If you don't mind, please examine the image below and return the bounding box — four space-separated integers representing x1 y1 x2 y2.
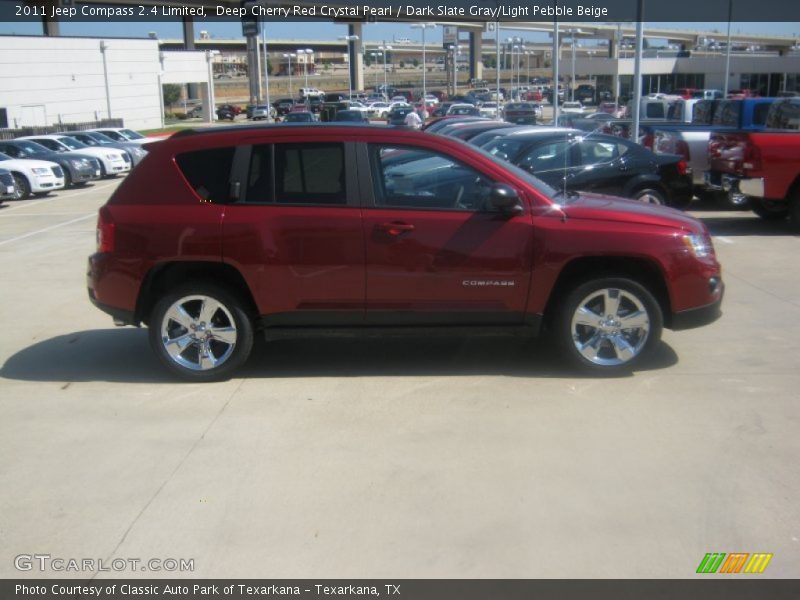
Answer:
704 171 765 198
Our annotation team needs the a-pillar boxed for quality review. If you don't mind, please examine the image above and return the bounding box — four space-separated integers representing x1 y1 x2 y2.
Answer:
349 23 364 93
183 16 199 99
469 31 483 82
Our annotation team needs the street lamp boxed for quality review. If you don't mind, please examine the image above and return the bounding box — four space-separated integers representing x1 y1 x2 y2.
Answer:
339 34 359 102
411 23 436 108
370 52 382 91
282 53 295 98
297 48 312 90
262 26 270 118
451 44 462 96
378 44 393 95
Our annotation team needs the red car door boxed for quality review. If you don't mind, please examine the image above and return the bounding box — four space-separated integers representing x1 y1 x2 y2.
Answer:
222 140 365 325
359 141 534 325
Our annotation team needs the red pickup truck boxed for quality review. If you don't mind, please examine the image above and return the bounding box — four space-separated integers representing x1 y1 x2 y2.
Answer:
705 98 800 226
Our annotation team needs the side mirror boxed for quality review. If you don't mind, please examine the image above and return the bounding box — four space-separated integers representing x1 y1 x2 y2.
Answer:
490 184 524 216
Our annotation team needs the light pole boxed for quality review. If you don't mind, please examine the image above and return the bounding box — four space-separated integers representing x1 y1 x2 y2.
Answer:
297 48 312 90
262 25 270 118
723 0 733 97
518 45 526 92
451 44 462 96
282 53 295 98
370 52 382 92
411 23 436 106
378 44 393 95
339 35 359 102
495 22 500 105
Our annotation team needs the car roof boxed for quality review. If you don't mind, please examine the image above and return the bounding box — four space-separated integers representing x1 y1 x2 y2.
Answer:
17 134 69 140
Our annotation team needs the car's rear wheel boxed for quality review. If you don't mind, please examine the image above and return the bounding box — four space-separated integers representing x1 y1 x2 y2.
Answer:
149 284 254 382
11 174 30 200
633 187 666 206
554 277 663 374
752 199 789 221
789 188 800 231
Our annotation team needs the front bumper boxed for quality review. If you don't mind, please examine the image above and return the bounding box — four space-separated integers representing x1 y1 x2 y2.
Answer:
31 176 65 192
671 280 724 331
71 164 99 183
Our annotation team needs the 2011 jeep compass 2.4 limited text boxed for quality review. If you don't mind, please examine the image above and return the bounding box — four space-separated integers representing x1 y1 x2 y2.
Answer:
87 125 723 381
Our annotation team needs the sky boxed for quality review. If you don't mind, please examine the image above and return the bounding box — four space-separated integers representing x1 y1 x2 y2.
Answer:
0 20 798 43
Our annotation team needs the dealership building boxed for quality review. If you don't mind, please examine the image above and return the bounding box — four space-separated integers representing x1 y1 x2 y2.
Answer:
1 16 799 131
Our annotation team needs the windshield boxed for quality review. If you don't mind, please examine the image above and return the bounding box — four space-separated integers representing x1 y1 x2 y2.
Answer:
100 130 125 142
58 137 87 150
121 129 144 140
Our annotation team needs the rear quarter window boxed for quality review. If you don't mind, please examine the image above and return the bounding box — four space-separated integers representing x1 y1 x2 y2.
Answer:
175 147 236 204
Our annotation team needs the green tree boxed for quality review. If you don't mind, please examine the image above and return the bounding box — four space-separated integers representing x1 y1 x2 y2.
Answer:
162 83 181 107
412 58 419 68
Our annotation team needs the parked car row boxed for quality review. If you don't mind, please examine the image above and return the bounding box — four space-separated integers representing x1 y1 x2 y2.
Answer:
0 127 150 201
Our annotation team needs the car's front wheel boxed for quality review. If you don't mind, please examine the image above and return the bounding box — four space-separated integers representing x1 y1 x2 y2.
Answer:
11 173 31 200
149 284 254 382
554 277 663 374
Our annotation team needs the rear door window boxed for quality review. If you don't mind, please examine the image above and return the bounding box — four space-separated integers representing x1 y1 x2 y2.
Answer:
275 143 346 205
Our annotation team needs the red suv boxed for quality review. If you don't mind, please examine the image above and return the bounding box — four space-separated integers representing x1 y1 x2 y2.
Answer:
88 125 724 381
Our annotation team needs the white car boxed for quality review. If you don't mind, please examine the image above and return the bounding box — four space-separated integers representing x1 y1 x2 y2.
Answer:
479 102 502 118
344 101 373 115
0 152 65 199
561 101 585 114
299 87 325 99
423 94 440 106
366 102 393 118
19 135 131 177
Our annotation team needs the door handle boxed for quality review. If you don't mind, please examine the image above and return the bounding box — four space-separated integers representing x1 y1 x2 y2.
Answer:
618 163 629 171
376 222 415 236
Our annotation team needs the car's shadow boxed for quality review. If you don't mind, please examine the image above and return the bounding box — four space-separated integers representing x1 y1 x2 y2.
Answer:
688 197 798 237
1 328 679 384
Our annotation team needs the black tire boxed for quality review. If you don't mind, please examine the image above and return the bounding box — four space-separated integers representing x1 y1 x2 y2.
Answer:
633 187 667 206
752 199 789 221
553 277 663 375
790 189 800 231
11 173 30 200
148 283 254 382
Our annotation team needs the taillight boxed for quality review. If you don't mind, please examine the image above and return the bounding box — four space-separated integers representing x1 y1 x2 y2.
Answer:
743 141 762 172
676 160 688 176
96 206 115 253
675 140 691 162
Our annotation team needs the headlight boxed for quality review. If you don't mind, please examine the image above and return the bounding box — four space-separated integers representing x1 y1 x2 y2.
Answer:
133 147 146 157
106 153 119 160
70 159 90 167
31 167 50 175
682 234 714 259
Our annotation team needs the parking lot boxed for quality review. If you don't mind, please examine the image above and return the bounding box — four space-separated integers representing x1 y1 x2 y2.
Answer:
1 178 799 578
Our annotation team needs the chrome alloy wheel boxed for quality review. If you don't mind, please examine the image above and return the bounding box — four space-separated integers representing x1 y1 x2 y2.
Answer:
637 191 664 205
160 295 237 371
570 288 651 367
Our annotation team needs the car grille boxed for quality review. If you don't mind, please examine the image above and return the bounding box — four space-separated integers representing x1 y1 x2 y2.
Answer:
51 166 64 178
122 152 132 164
90 158 101 170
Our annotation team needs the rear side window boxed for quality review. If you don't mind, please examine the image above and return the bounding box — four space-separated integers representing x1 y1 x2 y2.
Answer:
275 143 346 205
766 100 800 130
753 103 772 127
713 102 741 126
175 147 236 203
645 103 665 119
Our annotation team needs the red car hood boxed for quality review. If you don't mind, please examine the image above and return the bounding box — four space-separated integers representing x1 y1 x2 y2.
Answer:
559 192 705 234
